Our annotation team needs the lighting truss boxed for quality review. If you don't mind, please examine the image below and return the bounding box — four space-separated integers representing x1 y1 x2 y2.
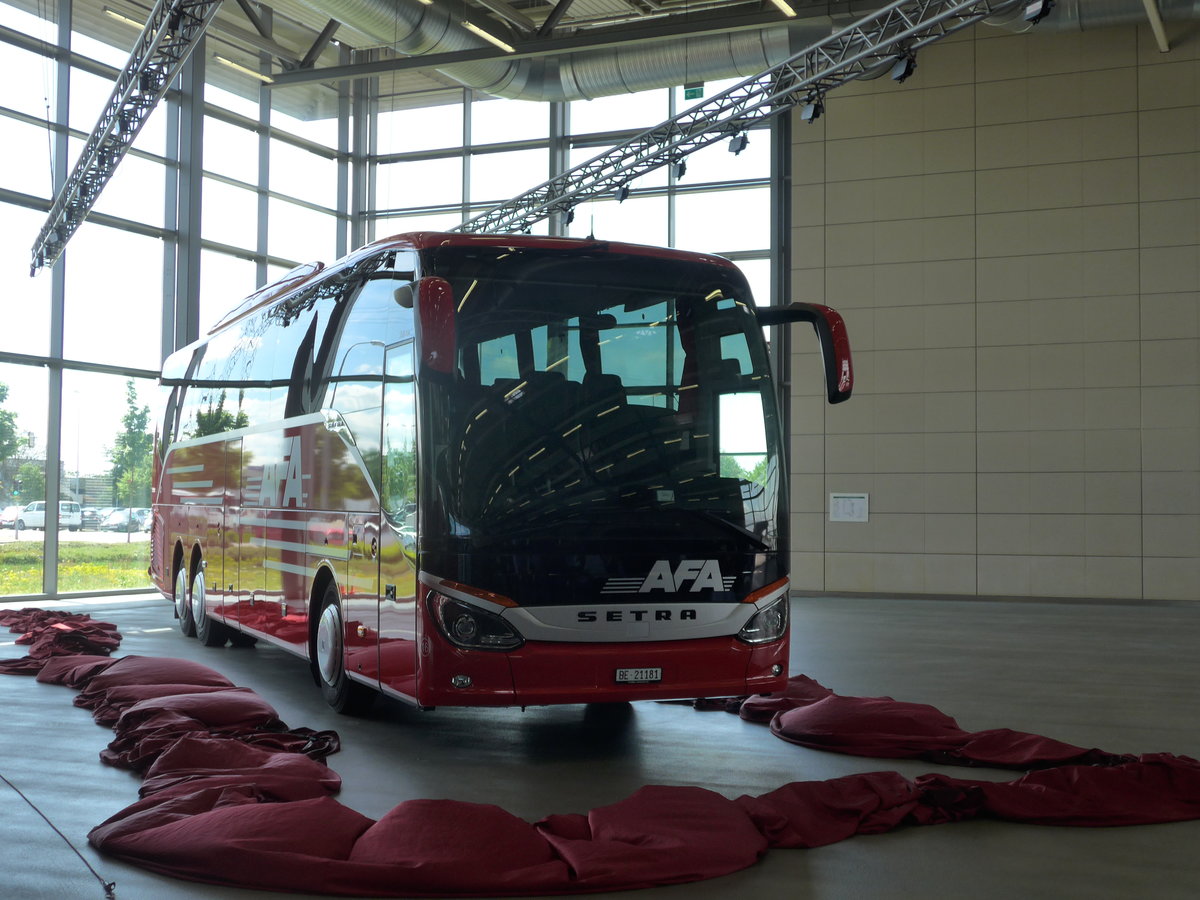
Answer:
30 0 223 274
457 0 1029 235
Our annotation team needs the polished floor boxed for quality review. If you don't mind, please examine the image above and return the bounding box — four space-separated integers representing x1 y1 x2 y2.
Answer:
2 593 1198 900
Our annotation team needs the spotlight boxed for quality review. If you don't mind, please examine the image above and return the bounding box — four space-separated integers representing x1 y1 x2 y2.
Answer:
1024 0 1055 23
614 185 630 202
671 158 687 179
890 55 916 83
728 133 749 155
564 207 575 225
800 96 823 123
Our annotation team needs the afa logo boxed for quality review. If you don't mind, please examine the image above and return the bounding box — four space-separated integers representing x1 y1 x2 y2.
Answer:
259 435 306 508
602 560 735 594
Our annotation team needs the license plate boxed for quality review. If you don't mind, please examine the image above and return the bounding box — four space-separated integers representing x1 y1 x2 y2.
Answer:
615 667 662 684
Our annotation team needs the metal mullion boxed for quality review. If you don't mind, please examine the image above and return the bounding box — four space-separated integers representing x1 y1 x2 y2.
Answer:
462 89 471 225
335 41 351 258
548 101 568 236
175 39 204 350
43 0 73 597
666 87 676 249
162 91 180 364
255 7 272 289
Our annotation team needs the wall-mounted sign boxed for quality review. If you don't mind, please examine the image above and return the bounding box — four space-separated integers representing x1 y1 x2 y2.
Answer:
830 492 869 522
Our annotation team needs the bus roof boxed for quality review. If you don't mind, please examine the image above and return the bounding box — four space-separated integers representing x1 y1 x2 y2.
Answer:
203 232 738 339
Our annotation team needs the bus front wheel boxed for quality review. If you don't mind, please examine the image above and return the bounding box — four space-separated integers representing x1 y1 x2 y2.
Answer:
175 565 196 637
313 583 373 715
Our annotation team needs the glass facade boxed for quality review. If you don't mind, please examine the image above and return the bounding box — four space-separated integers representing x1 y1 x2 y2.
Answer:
0 0 776 600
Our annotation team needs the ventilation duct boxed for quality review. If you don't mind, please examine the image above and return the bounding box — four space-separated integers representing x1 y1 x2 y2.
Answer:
281 0 1200 102
285 0 837 101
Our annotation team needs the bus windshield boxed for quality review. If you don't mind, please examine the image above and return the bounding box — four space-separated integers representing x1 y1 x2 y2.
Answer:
420 245 782 553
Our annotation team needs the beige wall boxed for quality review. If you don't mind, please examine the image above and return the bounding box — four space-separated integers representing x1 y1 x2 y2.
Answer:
787 24 1199 601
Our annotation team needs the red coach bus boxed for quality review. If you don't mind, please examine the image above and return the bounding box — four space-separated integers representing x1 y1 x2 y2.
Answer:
151 233 851 713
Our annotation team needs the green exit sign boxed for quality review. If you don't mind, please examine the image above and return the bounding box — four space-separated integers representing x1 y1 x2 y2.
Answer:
683 83 704 100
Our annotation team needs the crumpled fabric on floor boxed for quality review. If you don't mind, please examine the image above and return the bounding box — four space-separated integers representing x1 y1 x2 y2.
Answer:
0 608 121 673
5 608 1200 896
738 674 1132 768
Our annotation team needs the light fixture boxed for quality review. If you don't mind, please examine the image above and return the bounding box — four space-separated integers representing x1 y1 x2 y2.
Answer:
671 158 686 179
728 133 748 155
1024 0 1055 22
102 6 144 29
214 54 274 83
769 0 798 17
415 0 434 4
462 20 516 53
614 185 630 202
890 54 916 83
800 95 824 123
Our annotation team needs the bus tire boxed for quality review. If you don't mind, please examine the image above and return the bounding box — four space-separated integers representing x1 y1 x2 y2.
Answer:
313 582 374 715
175 565 196 637
192 570 231 648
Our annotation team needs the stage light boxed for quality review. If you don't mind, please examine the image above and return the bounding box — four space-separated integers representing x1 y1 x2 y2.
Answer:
614 185 630 202
1024 0 1055 23
728 133 748 155
800 96 823 123
671 159 686 179
890 55 916 83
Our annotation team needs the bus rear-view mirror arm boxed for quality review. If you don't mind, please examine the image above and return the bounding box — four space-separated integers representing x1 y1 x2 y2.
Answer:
757 302 853 404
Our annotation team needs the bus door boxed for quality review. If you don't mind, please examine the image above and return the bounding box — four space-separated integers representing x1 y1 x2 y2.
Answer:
377 340 419 699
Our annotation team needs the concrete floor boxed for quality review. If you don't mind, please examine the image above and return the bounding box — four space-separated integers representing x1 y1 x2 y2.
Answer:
2 593 1198 900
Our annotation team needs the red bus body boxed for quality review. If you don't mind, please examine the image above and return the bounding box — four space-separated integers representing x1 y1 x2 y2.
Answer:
151 233 851 711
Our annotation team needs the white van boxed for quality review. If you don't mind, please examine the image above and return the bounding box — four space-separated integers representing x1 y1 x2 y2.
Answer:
16 501 82 531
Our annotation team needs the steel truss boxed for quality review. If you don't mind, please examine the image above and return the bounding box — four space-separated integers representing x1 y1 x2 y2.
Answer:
30 0 223 274
457 0 1029 235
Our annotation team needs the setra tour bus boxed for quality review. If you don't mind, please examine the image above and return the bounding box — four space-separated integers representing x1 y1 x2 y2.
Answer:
151 232 851 713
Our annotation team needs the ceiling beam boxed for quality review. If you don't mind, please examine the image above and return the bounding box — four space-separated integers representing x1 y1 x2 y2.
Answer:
538 0 579 36
472 0 539 34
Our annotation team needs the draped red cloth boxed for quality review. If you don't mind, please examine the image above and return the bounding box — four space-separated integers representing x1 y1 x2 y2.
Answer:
4 608 1200 896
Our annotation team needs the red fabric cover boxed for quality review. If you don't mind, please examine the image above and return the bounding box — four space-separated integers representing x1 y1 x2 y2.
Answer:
101 689 287 771
0 609 121 673
6 610 1200 897
743 675 1127 769
91 794 378 890
537 785 768 889
347 800 571 893
35 654 120 686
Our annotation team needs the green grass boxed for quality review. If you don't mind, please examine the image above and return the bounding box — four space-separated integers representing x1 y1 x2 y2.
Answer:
0 541 151 596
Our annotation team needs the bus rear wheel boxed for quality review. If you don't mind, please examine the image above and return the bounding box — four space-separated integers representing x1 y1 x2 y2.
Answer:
175 565 196 637
312 583 374 715
191 569 231 648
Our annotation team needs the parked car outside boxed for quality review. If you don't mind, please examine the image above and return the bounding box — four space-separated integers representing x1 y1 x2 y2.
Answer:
101 508 150 532
15 500 82 531
100 508 132 532
0 505 22 528
81 507 102 529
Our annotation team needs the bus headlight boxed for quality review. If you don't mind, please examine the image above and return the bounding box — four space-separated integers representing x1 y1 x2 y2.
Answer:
429 593 524 651
736 595 788 644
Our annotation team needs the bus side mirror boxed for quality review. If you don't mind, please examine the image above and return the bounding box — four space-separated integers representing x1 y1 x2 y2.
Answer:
757 302 853 404
416 277 455 375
